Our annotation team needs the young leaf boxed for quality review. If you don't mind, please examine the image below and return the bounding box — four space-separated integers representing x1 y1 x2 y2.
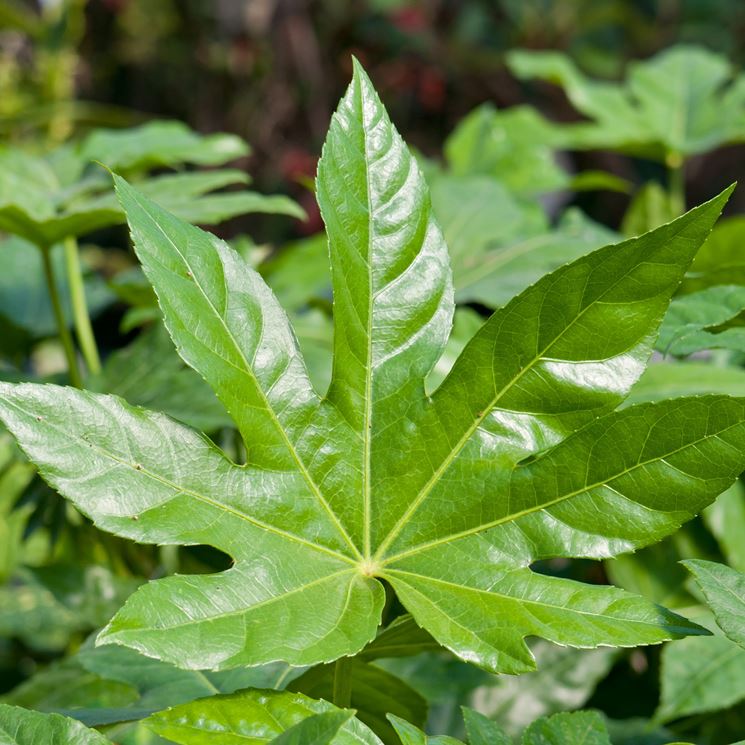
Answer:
684 560 745 648
144 689 382 745
0 704 112 744
0 63 741 676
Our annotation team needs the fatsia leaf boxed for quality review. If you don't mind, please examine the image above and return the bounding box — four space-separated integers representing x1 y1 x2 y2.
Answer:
144 689 382 745
684 560 745 648
508 45 745 160
0 62 741 676
80 121 249 172
0 704 112 744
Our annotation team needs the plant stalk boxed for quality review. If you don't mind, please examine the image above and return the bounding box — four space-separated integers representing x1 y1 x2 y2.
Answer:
41 246 83 388
63 236 101 375
332 657 353 708
667 155 686 217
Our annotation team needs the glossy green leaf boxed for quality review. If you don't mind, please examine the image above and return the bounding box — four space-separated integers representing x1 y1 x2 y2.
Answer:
0 63 740 677
508 45 745 160
685 560 745 648
144 689 382 745
80 121 249 172
657 285 745 356
522 711 611 745
656 633 745 723
0 704 112 744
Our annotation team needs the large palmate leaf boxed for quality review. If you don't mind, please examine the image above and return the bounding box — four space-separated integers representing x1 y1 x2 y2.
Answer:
0 62 743 677
508 45 745 161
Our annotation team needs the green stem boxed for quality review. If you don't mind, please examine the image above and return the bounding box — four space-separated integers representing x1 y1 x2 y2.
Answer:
41 246 83 388
64 236 101 375
332 657 353 708
667 155 686 217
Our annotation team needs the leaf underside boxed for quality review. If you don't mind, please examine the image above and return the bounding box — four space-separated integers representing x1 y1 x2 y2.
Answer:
0 61 742 676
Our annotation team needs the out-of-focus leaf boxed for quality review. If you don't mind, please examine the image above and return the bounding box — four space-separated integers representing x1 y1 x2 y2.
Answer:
657 286 745 356
703 481 745 573
0 704 113 744
508 45 745 160
359 615 439 661
426 309 483 393
144 689 383 745
685 560 745 648
0 565 139 651
656 633 745 723
0 236 112 354
468 641 617 736
89 324 232 432
77 170 306 224
627 362 745 404
603 717 676 745
260 234 331 312
621 182 677 237
683 216 745 293
289 659 427 743
430 175 616 307
444 104 568 196
80 121 249 172
606 541 698 610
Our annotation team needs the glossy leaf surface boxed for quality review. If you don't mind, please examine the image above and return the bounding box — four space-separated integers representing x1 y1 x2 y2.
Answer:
0 63 741 676
144 689 382 745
